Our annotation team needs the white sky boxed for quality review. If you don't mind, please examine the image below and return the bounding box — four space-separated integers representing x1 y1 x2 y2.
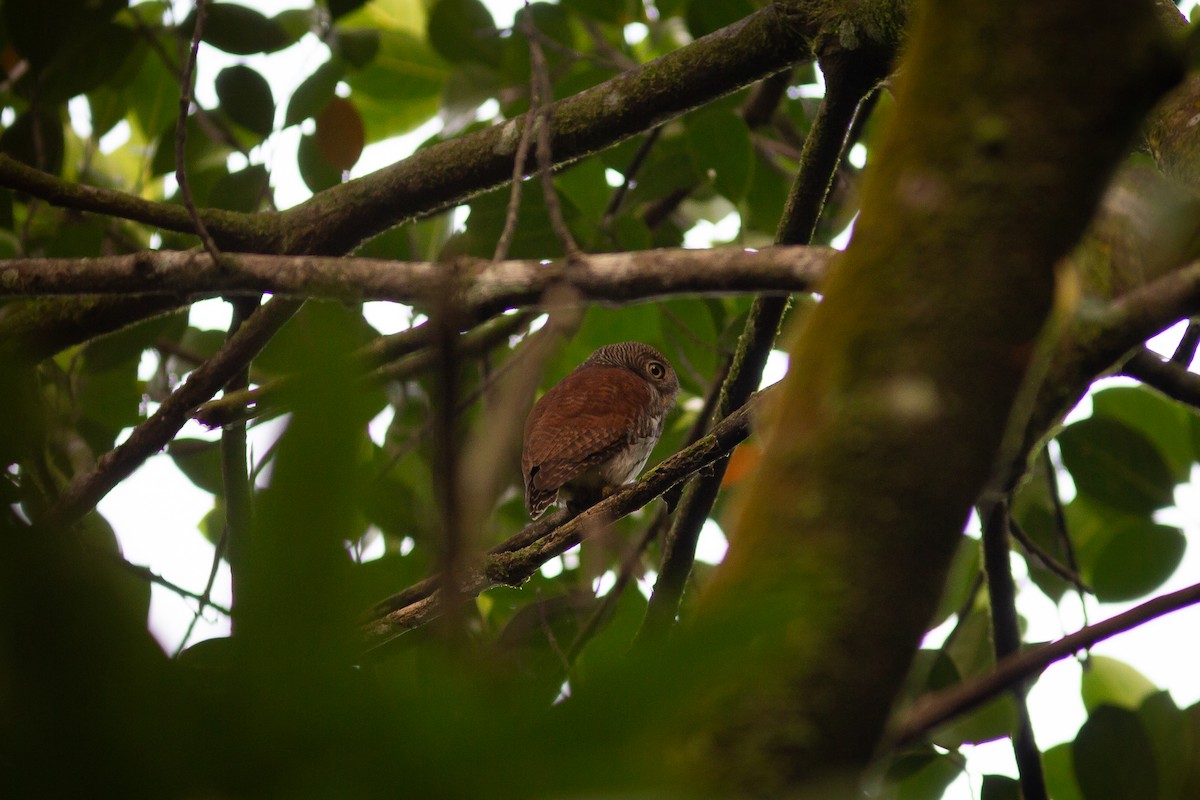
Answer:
95 1 1200 796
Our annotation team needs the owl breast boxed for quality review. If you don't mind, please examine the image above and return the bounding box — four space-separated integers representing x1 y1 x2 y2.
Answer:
558 410 665 503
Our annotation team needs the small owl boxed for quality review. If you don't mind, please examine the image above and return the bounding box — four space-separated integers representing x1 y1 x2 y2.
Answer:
521 342 680 518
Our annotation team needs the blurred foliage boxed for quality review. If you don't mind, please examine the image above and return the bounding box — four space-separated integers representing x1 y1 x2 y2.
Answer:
1 0 1199 797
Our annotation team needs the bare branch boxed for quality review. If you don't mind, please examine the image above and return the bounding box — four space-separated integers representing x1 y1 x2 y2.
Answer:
1 245 833 310
893 579 1200 746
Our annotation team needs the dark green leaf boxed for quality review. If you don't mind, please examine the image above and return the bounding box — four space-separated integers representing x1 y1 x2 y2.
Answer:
2 0 125 68
208 165 272 213
1139 691 1189 800
684 0 756 38
167 438 225 496
685 108 753 203
0 109 65 176
1058 415 1175 514
215 65 275 138
284 60 345 128
297 131 341 193
183 3 294 55
1088 517 1184 602
327 0 370 21
1073 705 1158 800
34 22 138 103
332 28 381 68
561 0 639 25
981 775 1020 800
428 0 502 66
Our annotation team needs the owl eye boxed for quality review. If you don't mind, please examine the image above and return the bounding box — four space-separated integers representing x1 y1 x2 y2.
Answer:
646 360 667 379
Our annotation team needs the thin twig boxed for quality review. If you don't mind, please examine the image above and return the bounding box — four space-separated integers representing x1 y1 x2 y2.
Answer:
595 126 662 247
1009 517 1090 593
525 10 582 262
173 531 229 657
108 551 230 614
980 499 1047 800
1040 447 1088 627
175 0 222 264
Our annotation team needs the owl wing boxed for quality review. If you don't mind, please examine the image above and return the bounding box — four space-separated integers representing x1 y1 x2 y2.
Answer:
522 366 654 507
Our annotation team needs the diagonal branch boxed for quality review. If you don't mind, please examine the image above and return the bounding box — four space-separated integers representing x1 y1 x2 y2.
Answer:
893 579 1200 745
41 298 300 528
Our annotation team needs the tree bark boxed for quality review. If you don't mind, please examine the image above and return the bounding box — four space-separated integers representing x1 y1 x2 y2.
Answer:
683 0 1182 793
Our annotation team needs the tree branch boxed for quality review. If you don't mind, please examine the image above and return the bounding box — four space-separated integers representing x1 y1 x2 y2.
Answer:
0 154 279 252
0 245 833 309
41 298 300 528
1121 346 1200 408
893 579 1200 745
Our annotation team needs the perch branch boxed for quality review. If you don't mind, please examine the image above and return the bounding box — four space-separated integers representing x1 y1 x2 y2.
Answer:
360 388 768 650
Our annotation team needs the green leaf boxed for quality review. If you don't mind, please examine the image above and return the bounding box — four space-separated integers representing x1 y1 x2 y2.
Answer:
167 438 225 496
428 0 502 66
332 28 381 68
684 0 756 38
1044 743 1084 800
2 0 126 68
1081 655 1158 713
1139 691 1189 800
1088 517 1184 602
183 3 294 55
82 310 189 372
123 37 180 140
1181 702 1200 799
284 60 345 128
1058 415 1175 514
297 131 342 193
208 165 272 213
561 0 639 25
34 22 138 103
1073 705 1158 800
884 748 963 800
215 65 275 138
343 29 449 142
685 108 754 204
1092 385 1196 482
0 109 65 176
327 0 371 21
980 775 1020 800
